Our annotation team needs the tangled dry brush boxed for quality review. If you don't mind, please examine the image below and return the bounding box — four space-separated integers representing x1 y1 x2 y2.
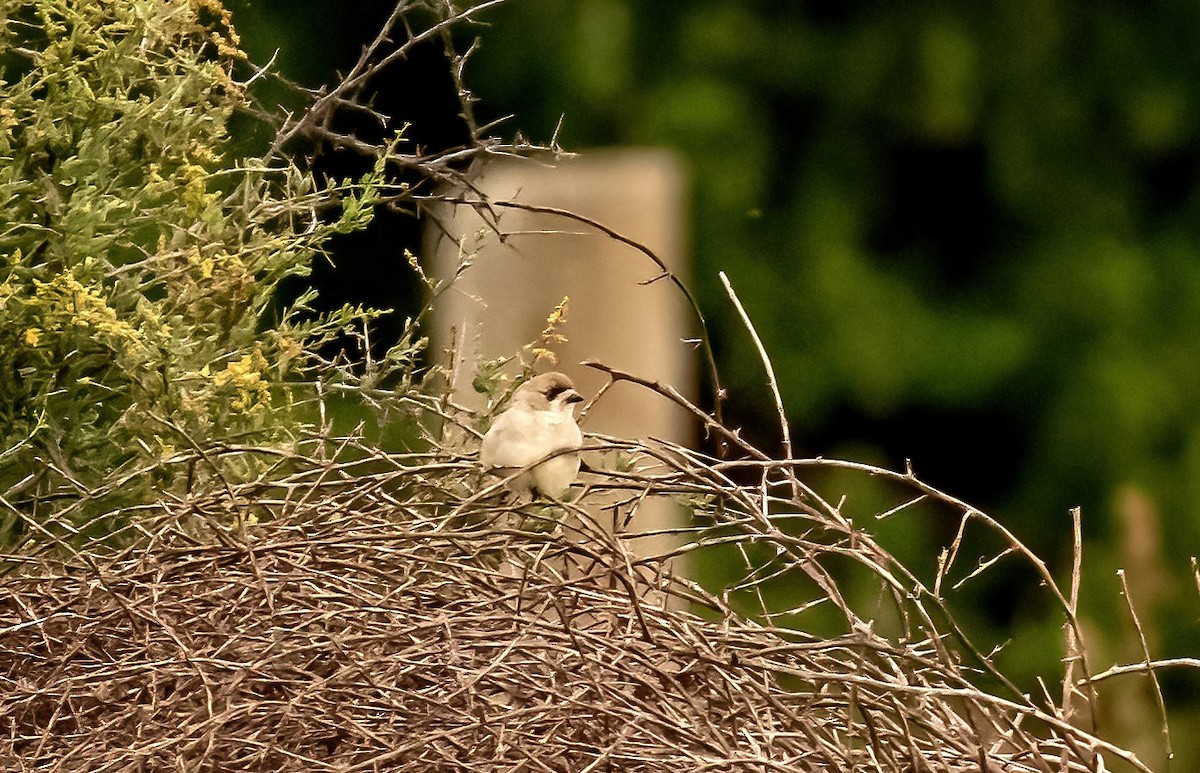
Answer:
0 371 1144 771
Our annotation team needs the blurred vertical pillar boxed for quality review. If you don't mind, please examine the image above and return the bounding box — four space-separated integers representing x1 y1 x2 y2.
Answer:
425 148 695 564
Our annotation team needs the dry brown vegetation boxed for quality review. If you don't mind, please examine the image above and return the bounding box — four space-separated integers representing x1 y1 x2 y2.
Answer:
0 407 1163 770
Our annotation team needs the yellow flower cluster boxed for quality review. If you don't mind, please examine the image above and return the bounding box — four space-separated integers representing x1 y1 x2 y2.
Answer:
527 296 570 365
3 268 146 359
207 347 272 413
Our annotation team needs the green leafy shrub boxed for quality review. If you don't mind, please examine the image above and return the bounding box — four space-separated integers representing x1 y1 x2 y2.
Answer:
0 0 392 547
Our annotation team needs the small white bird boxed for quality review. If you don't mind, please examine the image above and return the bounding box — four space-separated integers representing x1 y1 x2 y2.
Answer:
479 372 585 499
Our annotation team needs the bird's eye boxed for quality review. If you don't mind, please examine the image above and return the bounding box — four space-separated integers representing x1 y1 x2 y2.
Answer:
544 386 565 399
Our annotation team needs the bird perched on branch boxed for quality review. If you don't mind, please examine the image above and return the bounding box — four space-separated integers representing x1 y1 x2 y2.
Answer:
480 372 585 499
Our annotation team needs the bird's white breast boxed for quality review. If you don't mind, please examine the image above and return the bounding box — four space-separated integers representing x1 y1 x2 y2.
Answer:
480 404 582 497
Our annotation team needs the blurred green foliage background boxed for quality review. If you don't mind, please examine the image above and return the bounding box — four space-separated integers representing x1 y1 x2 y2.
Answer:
464 0 1200 693
468 0 1200 542
230 0 1200 762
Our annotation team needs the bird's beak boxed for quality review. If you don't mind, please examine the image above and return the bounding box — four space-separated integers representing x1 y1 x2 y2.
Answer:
565 390 584 404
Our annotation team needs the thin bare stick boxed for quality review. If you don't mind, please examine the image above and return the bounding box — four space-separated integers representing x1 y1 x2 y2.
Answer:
1084 657 1200 684
718 271 792 462
1060 507 1091 734
582 360 756 459
1118 568 1172 764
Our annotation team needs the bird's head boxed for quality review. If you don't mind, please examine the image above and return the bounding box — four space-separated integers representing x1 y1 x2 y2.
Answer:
515 371 584 413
